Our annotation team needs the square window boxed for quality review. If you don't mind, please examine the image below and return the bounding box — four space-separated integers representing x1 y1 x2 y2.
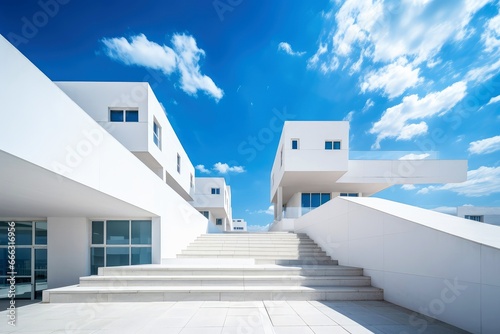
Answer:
110 110 124 122
131 220 152 245
291 139 299 150
333 141 341 150
106 247 129 267
125 110 139 122
106 220 129 245
325 141 333 150
211 188 220 195
216 218 223 225
131 247 152 265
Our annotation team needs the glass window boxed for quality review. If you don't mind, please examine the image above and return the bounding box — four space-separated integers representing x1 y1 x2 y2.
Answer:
0 248 8 276
131 247 152 265
311 193 321 208
35 249 47 271
325 141 333 150
321 193 331 204
106 220 129 245
216 219 222 225
301 193 311 208
211 188 220 195
35 222 47 245
106 247 130 267
0 222 9 245
110 110 124 122
153 120 161 149
16 222 32 245
131 220 152 245
15 248 31 276
333 141 341 150
125 110 139 122
200 211 209 219
90 247 104 275
92 221 104 244
292 139 299 150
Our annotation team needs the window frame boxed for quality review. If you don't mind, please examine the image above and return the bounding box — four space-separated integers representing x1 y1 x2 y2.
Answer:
109 108 139 123
211 188 221 195
291 139 299 150
153 119 161 150
325 140 341 150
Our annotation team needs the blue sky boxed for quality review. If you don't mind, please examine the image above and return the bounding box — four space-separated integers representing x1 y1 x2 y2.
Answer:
1 0 499 230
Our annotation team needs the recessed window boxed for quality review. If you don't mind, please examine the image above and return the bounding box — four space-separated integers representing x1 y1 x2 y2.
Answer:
340 193 359 197
301 193 331 214
280 148 283 166
110 109 124 122
126 110 139 122
465 215 483 222
200 211 209 219
216 218 223 225
190 174 194 189
153 120 161 149
177 154 181 174
325 141 341 150
211 188 220 195
109 109 139 122
291 139 299 150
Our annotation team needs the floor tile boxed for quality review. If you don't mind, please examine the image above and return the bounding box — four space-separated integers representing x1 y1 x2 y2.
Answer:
273 326 314 334
310 326 350 334
270 314 307 326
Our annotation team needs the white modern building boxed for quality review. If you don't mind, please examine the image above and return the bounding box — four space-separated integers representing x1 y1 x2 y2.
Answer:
190 178 232 232
269 121 468 230
0 35 220 299
457 206 500 226
231 219 247 232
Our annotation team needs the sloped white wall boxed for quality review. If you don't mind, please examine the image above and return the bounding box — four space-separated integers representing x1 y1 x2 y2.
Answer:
295 197 500 334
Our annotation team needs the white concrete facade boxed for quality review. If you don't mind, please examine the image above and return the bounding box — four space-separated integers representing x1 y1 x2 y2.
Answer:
457 206 500 226
293 196 500 333
190 178 233 232
231 219 247 232
0 35 213 294
270 121 468 225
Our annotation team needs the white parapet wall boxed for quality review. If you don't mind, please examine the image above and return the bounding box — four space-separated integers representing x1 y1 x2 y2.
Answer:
294 197 500 334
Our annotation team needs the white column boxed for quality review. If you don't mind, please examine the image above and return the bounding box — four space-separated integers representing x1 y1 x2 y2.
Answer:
277 186 283 221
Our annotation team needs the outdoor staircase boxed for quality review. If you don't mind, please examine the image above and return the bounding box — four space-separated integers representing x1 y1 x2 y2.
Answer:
43 232 383 303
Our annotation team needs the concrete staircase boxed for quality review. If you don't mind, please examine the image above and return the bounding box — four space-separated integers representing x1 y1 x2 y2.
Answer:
43 232 383 303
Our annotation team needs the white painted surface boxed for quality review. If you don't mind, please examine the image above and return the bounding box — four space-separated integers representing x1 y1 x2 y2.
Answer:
47 217 89 289
231 219 247 232
294 196 500 333
457 206 500 226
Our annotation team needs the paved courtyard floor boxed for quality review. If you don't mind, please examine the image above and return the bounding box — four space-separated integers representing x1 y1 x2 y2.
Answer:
1 300 468 334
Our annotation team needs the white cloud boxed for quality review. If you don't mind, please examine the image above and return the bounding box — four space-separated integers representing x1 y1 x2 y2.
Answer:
369 81 467 148
247 224 271 232
401 184 416 190
399 153 430 160
361 98 374 113
360 58 423 98
486 95 500 105
466 58 500 83
195 164 211 174
482 12 500 53
246 205 274 215
431 206 457 215
468 135 500 155
418 166 500 197
213 162 245 174
102 33 223 101
278 42 306 56
311 0 491 72
343 111 355 122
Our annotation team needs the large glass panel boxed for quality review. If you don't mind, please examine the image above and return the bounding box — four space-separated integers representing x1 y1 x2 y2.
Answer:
90 247 104 275
325 141 333 150
131 221 152 245
34 271 47 299
106 220 129 245
15 222 32 245
0 221 10 245
92 221 104 244
35 249 47 271
106 247 129 267
15 248 31 276
131 247 152 265
35 222 47 245
311 193 321 208
333 141 341 150
125 110 139 122
301 193 311 208
110 110 124 122
0 249 8 276
321 193 331 205
0 277 32 299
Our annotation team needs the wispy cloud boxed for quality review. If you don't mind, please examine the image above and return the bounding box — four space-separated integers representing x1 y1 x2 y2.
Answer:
417 166 500 197
278 42 306 56
399 153 430 160
195 164 211 174
343 111 354 122
213 162 245 174
361 98 374 113
401 184 416 191
247 205 274 215
486 95 500 106
102 33 224 101
431 206 457 215
360 58 422 99
247 223 271 232
468 135 500 155
369 81 467 148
